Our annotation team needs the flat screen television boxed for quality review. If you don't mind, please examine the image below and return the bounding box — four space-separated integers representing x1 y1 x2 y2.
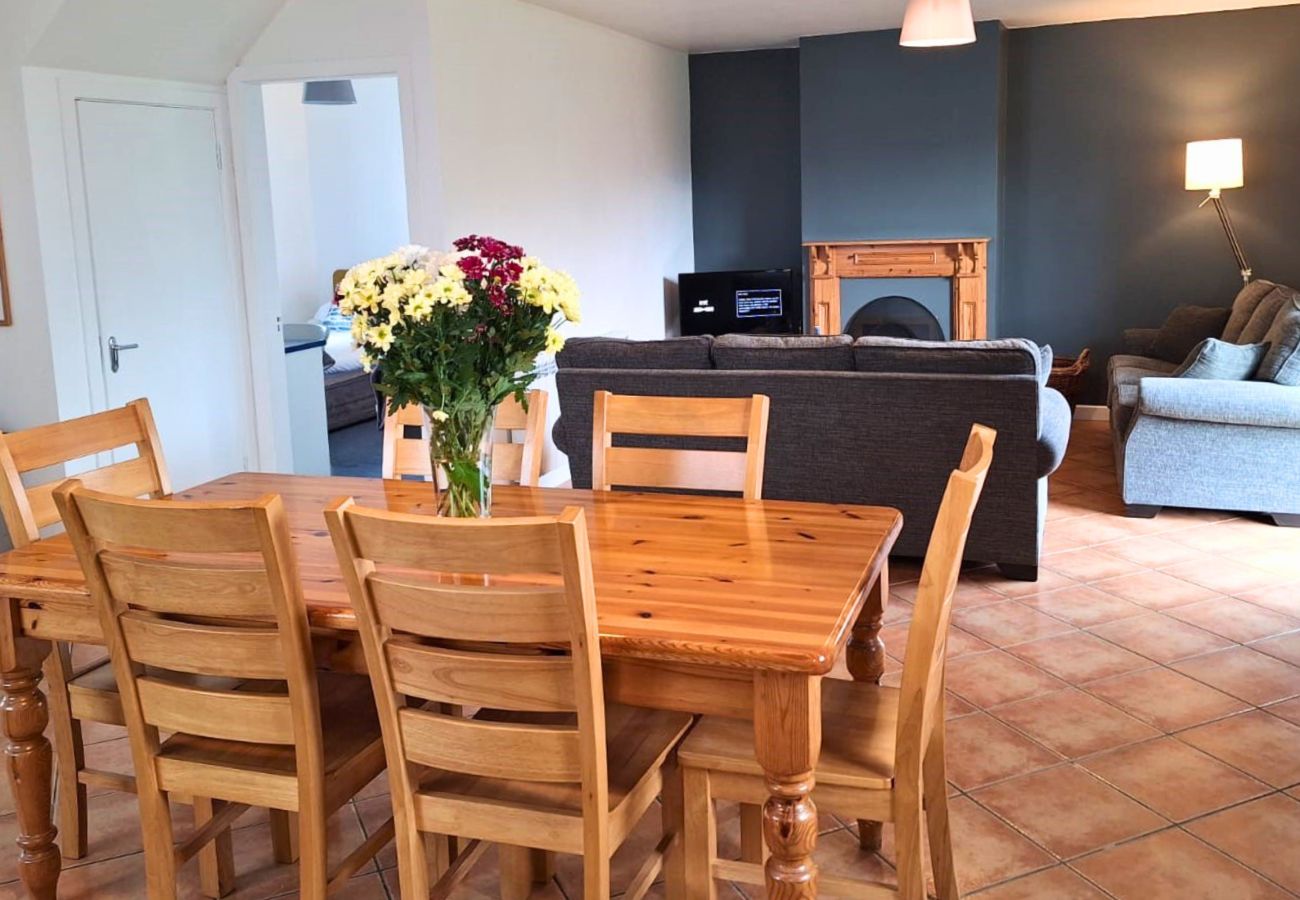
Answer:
678 268 803 336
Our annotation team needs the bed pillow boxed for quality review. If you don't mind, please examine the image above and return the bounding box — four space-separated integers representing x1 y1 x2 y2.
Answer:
1173 338 1267 380
324 331 364 373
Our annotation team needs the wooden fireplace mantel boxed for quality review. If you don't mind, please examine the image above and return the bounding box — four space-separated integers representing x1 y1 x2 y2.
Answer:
804 238 989 340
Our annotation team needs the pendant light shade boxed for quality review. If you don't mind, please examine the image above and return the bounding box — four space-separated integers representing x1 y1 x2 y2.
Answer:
900 0 976 47
302 80 357 105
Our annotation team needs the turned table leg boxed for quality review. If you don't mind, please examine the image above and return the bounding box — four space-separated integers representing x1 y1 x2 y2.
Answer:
1 620 61 900
846 559 889 851
754 671 821 899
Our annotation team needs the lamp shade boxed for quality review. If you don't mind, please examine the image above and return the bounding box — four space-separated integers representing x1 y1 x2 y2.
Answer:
900 0 976 47
1186 139 1244 192
302 80 357 105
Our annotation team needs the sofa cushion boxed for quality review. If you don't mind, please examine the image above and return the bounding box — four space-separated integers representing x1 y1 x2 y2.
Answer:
1109 358 1178 395
1222 279 1279 343
712 334 854 371
1256 293 1300 385
1174 338 1268 380
1150 306 1232 364
556 336 713 370
853 337 1045 381
1237 286 1295 345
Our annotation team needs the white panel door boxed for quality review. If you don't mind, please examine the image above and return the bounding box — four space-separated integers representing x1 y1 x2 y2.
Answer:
76 99 250 490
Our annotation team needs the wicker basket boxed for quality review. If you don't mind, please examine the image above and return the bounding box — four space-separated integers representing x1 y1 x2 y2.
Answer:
1048 348 1092 409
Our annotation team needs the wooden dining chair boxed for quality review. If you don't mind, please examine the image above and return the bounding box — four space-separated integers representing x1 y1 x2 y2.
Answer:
55 483 393 899
0 399 180 862
677 424 997 900
325 500 693 900
381 390 549 486
590 391 770 499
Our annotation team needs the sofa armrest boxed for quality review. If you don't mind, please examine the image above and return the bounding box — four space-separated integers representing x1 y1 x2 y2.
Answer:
1138 378 1300 429
1123 328 1160 357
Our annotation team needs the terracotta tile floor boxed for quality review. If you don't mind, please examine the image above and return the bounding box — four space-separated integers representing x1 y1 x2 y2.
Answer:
1 420 1299 898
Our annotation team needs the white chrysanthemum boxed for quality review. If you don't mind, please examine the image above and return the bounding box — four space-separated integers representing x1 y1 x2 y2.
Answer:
358 350 375 373
429 410 450 423
439 263 466 283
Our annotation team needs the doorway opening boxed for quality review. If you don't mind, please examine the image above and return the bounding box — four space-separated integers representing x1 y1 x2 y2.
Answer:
259 75 409 476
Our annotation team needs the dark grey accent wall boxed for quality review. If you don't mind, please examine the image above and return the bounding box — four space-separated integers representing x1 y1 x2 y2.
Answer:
798 21 1006 244
1001 6 1300 400
799 20 1006 335
688 49 802 273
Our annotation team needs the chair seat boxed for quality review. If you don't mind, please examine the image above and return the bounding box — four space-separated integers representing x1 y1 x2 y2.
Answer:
413 703 692 852
154 671 386 811
679 678 898 790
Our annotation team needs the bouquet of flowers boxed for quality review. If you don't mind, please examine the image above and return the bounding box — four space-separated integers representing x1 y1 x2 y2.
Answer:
337 235 580 516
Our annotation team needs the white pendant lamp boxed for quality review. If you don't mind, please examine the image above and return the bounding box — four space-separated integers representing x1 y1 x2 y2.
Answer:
900 0 976 47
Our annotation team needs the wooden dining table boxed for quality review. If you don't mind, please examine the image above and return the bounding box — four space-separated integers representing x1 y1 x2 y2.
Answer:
0 472 901 899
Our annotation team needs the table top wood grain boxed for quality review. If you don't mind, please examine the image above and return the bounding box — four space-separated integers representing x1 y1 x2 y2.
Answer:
0 473 901 674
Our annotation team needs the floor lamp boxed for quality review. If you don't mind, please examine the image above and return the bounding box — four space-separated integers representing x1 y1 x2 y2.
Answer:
1186 139 1252 284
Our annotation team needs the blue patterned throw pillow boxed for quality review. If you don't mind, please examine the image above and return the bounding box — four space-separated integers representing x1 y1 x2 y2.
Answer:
1174 338 1267 380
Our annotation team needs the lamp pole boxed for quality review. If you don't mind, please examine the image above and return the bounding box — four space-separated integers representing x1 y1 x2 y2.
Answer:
1201 189 1252 284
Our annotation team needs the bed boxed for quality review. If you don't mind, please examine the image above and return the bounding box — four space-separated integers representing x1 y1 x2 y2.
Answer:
316 300 383 431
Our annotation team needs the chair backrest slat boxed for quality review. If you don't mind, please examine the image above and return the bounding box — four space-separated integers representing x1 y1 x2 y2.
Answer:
326 498 609 834
602 447 749 495
73 496 265 553
369 576 570 643
590 391 770 499
55 483 323 785
344 509 566 574
136 677 294 744
387 641 576 712
599 394 757 437
120 614 287 680
101 553 276 618
398 707 582 782
382 390 548 486
0 399 169 547
895 424 996 779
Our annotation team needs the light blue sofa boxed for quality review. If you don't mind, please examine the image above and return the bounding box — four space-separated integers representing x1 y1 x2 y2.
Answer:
1110 280 1300 526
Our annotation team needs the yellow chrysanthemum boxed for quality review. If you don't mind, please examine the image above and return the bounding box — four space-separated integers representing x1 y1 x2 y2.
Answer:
367 323 395 352
544 327 566 354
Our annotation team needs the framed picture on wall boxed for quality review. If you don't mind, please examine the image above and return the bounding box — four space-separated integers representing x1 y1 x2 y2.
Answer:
0 203 9 327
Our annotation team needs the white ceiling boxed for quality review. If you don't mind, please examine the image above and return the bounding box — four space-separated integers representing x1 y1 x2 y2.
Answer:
522 0 1300 52
25 0 286 84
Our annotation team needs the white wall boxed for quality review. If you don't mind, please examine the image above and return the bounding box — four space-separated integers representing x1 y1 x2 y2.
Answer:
0 0 64 441
242 0 695 340
427 0 695 340
262 76 410 324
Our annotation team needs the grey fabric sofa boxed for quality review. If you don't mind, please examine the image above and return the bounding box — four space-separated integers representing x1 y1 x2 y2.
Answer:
553 334 1072 579
1110 280 1300 525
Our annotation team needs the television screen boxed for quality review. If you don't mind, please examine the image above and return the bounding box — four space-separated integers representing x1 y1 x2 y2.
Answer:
678 269 802 336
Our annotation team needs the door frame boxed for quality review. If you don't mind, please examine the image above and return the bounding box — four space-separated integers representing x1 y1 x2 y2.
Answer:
22 67 258 469
227 56 428 472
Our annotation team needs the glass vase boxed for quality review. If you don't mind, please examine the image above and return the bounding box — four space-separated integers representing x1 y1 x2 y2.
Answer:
425 405 496 517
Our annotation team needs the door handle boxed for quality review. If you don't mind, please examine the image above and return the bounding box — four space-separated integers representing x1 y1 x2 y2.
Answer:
108 337 139 373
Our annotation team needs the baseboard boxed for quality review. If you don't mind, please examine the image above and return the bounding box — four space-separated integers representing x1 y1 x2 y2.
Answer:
1073 404 1108 421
